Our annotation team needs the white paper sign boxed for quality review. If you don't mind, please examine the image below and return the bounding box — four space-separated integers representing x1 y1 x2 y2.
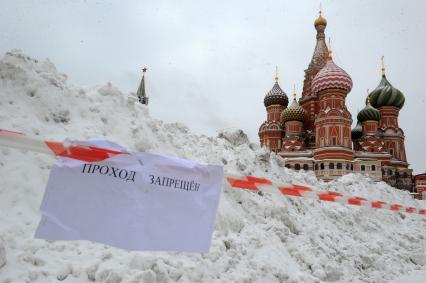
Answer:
35 141 223 253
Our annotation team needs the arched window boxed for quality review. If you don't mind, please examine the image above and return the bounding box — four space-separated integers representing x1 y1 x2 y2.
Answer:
329 163 335 169
337 163 342 169
361 165 365 171
351 164 354 171
295 164 301 170
303 164 309 171
382 169 385 175
388 169 392 176
395 171 400 178
346 164 350 170
285 164 291 168
403 172 408 178
371 165 376 171
315 163 319 170
320 163 325 170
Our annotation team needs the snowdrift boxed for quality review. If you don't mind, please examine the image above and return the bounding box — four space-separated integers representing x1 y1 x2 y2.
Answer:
0 50 425 283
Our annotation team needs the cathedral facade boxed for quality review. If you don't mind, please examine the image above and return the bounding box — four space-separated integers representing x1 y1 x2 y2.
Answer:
258 13 413 191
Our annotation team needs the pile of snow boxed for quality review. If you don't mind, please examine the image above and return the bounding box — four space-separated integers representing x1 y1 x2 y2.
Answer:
0 50 425 282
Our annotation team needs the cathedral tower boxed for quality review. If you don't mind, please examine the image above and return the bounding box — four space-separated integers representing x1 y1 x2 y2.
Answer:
258 69 289 152
300 10 329 147
280 88 307 152
312 49 354 180
368 58 407 164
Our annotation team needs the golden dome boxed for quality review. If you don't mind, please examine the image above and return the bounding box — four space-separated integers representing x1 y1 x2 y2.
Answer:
314 12 327 26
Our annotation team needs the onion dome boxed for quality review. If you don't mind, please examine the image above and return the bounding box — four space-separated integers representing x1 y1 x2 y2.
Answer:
357 96 381 122
314 10 327 27
264 80 289 107
369 75 405 109
311 52 353 95
280 91 307 124
369 57 405 109
351 121 363 140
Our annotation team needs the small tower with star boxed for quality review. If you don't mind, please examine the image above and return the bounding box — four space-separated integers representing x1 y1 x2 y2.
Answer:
137 67 149 105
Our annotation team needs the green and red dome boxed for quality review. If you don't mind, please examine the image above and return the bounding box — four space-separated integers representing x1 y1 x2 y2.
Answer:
357 99 381 122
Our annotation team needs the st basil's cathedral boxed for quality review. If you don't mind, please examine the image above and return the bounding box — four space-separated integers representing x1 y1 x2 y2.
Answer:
258 11 413 191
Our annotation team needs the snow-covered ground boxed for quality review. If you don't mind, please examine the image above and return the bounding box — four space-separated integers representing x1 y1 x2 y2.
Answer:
0 50 425 282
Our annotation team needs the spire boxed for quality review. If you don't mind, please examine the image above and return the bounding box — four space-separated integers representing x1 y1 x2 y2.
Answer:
314 4 327 28
326 37 333 59
293 84 297 100
381 56 386 76
309 11 328 68
137 67 149 105
366 89 370 105
275 65 279 81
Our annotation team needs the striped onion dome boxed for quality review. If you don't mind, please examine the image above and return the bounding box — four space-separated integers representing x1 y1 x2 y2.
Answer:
351 121 363 140
357 98 381 122
264 81 289 107
311 55 353 95
280 96 307 124
369 75 405 109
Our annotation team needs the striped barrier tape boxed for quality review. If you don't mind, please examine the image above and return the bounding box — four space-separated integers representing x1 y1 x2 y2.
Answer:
226 175 426 216
0 129 125 162
1 129 425 216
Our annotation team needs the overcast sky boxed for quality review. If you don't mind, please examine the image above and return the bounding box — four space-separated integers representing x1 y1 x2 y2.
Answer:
2 0 426 174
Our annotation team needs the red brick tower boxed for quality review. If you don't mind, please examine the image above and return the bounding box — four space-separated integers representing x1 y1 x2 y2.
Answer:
311 50 354 180
258 70 289 152
355 96 385 153
369 59 407 165
280 89 308 152
300 11 329 148
368 58 412 190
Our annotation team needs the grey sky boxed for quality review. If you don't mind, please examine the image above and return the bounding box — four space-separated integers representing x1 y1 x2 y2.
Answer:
2 0 426 174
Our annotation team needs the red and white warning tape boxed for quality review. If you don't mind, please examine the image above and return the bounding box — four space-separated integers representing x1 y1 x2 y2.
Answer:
0 129 125 162
226 175 426 216
1 129 425 216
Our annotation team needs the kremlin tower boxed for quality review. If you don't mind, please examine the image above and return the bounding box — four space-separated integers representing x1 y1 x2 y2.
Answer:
257 11 413 190
137 67 149 105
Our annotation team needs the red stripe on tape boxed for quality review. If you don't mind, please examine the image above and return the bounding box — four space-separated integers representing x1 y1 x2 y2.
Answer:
45 142 125 162
405 207 416 213
371 201 387 208
419 209 426 215
246 176 272 185
326 191 344 197
318 193 337 202
291 185 312 192
0 129 25 135
347 197 367 206
279 188 303 197
390 204 403 211
227 177 259 191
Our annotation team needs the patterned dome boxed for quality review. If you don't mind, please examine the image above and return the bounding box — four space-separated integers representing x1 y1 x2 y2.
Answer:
311 55 353 95
369 75 405 109
357 98 381 122
280 96 307 124
264 81 289 107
